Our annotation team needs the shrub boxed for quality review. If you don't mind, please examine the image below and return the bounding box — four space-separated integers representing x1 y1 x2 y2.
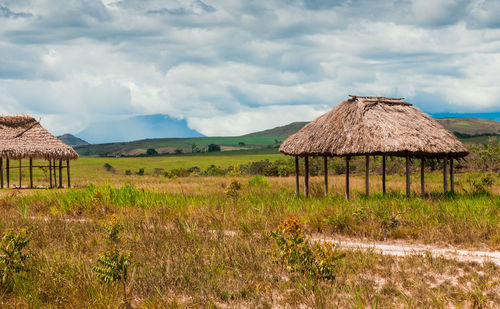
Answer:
146 148 158 156
187 166 201 174
125 170 132 176
136 168 145 176
0 227 34 291
270 216 344 281
202 165 227 176
102 215 123 243
93 248 131 304
226 179 242 197
164 168 190 178
464 174 495 195
174 148 183 155
207 144 221 152
248 176 268 187
103 163 115 173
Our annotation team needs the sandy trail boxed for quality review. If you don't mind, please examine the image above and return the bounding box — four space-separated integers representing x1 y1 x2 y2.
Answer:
311 234 500 266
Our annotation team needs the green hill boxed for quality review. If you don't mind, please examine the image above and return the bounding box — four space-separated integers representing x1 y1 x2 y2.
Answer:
434 117 500 135
73 117 499 157
57 134 90 147
243 122 308 138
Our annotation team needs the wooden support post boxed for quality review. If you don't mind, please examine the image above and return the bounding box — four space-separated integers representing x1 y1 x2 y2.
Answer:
304 156 309 198
324 156 328 196
365 155 369 196
6 158 9 188
345 157 350 200
67 159 71 188
49 160 52 188
420 158 425 196
59 159 63 188
29 158 33 189
443 157 448 193
405 155 410 197
19 159 21 188
53 159 57 187
450 158 454 194
0 158 3 189
382 155 386 195
295 156 299 196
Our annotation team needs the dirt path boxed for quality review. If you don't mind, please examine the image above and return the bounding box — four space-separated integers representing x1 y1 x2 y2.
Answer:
311 234 500 266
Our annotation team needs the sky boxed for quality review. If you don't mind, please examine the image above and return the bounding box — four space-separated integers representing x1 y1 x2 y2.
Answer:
0 0 500 137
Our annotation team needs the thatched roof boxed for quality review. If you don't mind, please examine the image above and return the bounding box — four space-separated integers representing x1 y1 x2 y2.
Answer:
280 96 469 158
0 115 78 160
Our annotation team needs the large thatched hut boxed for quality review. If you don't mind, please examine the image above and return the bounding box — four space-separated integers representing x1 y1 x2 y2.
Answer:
0 115 78 188
279 95 469 198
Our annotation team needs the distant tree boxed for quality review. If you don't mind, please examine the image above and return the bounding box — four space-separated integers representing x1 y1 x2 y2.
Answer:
207 144 221 152
174 148 183 155
136 168 145 176
146 148 158 156
125 170 132 175
238 142 246 146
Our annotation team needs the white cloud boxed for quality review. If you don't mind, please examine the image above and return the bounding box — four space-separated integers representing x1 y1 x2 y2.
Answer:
0 0 499 138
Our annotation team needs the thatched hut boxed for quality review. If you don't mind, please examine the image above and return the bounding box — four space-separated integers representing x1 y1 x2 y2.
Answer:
279 95 469 198
0 115 78 188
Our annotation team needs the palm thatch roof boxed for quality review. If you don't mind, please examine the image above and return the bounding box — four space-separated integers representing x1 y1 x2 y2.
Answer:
0 115 78 160
280 95 469 158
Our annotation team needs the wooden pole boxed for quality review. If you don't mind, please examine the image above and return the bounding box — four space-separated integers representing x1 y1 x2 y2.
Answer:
29 158 33 189
0 158 3 189
19 159 21 188
405 155 410 197
6 158 9 188
345 156 350 200
324 156 328 196
59 159 63 188
295 156 299 196
53 159 57 187
365 155 369 196
382 155 386 195
304 156 309 198
420 158 425 196
443 157 448 193
49 160 52 188
450 158 454 194
67 159 71 188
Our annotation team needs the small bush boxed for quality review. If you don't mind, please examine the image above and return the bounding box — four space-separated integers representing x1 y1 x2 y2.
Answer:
125 170 132 176
0 227 34 291
226 179 242 197
103 163 115 173
248 176 268 187
271 216 345 281
464 174 495 195
164 168 190 178
136 168 145 176
102 215 123 242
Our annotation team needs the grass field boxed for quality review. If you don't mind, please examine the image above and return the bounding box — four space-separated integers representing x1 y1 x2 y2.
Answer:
0 154 498 307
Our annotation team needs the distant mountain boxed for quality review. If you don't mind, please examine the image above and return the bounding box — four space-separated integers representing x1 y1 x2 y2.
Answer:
57 134 90 147
434 118 500 135
243 122 308 138
76 114 204 144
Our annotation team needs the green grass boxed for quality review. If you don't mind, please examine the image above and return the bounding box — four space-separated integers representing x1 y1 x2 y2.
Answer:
0 178 498 307
75 136 283 156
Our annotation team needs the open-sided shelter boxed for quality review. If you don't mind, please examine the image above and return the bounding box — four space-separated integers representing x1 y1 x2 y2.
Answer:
0 115 78 188
279 95 469 198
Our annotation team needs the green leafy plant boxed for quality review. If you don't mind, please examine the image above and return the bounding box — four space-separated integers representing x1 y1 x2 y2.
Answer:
271 216 345 281
102 215 123 242
226 179 242 197
464 174 495 195
0 227 34 291
93 248 131 302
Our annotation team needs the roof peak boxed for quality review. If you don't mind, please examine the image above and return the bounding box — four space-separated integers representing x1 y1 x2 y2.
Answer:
348 95 412 106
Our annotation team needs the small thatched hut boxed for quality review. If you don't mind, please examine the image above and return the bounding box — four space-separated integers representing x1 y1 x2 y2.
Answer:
279 95 469 198
0 115 78 189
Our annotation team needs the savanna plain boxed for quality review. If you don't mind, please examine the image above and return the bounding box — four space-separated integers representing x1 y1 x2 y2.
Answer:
0 148 499 308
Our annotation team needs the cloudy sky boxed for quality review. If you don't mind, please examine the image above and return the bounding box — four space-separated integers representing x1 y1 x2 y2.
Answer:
1 0 500 137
